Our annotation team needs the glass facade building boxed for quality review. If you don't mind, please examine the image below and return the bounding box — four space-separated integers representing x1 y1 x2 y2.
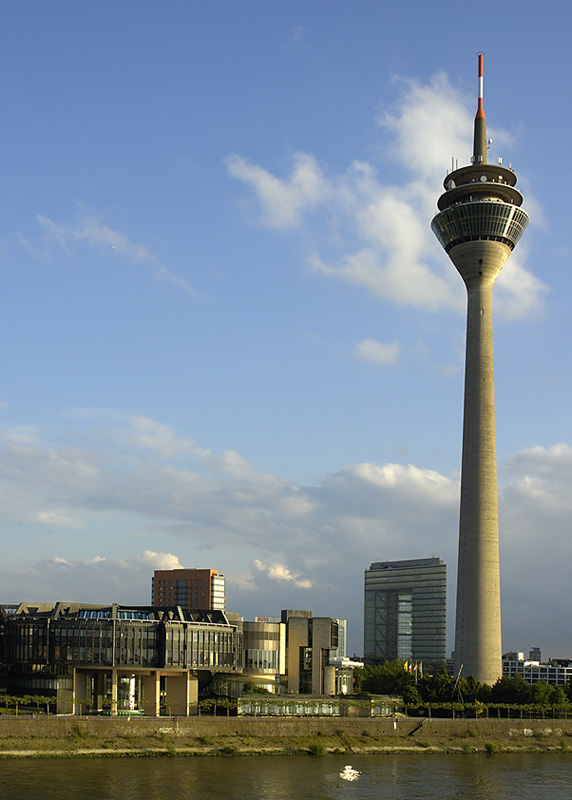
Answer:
364 558 446 668
5 604 240 672
3 602 241 715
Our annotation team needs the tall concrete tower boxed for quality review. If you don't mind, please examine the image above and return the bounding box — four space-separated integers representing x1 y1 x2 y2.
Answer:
431 55 529 684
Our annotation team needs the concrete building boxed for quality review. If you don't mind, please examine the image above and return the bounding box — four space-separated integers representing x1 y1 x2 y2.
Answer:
241 618 286 690
0 604 17 693
431 55 529 684
151 568 225 611
331 619 347 659
503 656 572 687
329 656 363 695
364 558 446 669
3 602 241 715
281 610 339 695
2 603 353 711
237 612 351 697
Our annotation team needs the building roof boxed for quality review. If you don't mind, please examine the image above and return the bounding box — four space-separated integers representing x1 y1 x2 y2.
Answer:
11 602 232 625
367 557 444 571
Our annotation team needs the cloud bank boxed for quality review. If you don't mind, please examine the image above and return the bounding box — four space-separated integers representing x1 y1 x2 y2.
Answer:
0 411 570 655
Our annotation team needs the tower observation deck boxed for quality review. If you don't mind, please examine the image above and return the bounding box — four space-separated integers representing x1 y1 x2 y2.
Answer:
431 54 529 685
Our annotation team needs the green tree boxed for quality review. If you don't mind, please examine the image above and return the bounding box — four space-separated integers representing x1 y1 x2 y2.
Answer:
548 685 568 706
358 661 414 695
490 674 532 704
403 684 422 706
458 675 489 703
418 667 455 703
563 680 572 704
532 681 552 705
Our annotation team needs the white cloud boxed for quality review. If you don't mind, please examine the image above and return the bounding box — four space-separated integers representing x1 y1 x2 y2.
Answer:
34 510 84 529
133 550 184 570
253 558 312 589
227 71 546 318
52 556 73 567
495 248 549 319
37 214 155 262
355 339 401 366
380 73 472 183
226 152 326 230
289 26 306 46
32 213 197 298
128 416 195 458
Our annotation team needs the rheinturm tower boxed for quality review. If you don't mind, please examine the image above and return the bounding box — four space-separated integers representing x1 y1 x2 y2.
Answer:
431 54 529 684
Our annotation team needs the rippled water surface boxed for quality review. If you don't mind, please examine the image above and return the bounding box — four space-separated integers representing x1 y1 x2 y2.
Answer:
2 753 572 800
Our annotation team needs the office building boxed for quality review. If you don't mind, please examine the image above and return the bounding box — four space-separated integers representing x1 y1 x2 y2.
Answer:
281 609 339 695
241 618 286 681
238 612 350 696
331 619 347 659
2 602 355 712
3 601 241 716
151 568 225 611
364 557 446 668
503 656 572 687
431 55 529 683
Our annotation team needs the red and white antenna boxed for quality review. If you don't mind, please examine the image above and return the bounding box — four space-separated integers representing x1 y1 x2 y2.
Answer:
473 52 487 164
476 52 485 119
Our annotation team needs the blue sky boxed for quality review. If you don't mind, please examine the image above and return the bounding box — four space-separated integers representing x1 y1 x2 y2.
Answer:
1 0 571 659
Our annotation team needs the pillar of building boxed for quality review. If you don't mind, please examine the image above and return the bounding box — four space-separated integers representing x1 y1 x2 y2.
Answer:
94 672 106 712
323 665 336 696
110 669 118 717
73 670 89 715
164 672 191 716
143 671 161 717
56 674 74 715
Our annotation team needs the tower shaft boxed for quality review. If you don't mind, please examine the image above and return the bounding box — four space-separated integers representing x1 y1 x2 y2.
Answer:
451 242 509 683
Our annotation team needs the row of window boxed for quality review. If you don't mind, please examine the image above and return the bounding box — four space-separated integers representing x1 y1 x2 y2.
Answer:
431 202 529 251
6 620 241 670
244 649 280 671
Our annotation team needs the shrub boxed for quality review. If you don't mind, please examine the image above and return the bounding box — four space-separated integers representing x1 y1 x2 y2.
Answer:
68 724 90 740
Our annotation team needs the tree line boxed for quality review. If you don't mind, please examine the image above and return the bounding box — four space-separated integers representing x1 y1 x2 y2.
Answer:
354 660 571 708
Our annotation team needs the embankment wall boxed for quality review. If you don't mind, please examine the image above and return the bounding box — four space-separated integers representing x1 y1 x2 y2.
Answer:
1 716 571 740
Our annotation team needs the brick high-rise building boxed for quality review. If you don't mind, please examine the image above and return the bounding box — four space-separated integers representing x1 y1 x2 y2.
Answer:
151 568 225 611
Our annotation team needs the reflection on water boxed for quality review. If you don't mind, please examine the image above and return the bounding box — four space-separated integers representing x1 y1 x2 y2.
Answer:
2 753 572 800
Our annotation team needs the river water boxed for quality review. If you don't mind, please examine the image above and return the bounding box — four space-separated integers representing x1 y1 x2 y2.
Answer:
0 753 572 800
2 753 572 799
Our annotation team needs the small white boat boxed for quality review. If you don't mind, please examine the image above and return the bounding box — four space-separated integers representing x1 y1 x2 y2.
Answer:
339 765 360 782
